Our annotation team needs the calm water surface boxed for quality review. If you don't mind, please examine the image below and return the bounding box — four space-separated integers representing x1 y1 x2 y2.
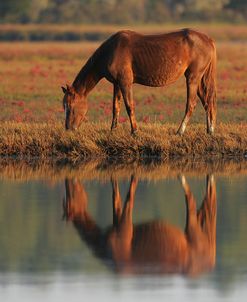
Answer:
0 162 247 301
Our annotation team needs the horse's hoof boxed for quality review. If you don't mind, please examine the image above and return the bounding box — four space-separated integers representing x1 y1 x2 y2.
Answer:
209 174 215 184
207 126 215 135
207 131 214 136
130 174 138 186
131 130 138 137
176 130 183 136
178 174 186 185
111 126 117 132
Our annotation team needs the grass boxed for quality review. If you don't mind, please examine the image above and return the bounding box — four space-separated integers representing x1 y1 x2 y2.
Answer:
0 122 246 160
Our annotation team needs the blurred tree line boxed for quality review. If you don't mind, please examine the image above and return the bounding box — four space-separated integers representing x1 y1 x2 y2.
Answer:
0 0 246 24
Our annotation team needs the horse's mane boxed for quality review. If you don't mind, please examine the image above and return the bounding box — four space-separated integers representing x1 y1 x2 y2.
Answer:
73 33 117 91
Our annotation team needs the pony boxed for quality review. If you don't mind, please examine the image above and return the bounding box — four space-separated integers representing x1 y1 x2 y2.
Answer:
63 174 217 276
62 28 217 134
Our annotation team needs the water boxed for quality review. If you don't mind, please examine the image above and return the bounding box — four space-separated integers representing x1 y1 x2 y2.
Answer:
0 161 247 301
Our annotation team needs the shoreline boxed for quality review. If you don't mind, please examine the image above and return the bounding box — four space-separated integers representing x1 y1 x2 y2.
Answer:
0 156 247 182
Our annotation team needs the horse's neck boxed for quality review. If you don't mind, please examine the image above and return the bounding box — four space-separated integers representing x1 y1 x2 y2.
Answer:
73 57 101 96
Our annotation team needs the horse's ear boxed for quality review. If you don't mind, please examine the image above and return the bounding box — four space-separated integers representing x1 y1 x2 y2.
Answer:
61 86 67 94
66 84 75 96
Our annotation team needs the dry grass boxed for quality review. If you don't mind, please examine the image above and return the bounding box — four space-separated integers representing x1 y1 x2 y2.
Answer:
0 122 246 160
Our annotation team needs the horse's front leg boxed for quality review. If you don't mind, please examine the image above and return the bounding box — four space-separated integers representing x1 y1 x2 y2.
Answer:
111 177 123 227
108 175 138 263
111 84 122 131
120 83 137 134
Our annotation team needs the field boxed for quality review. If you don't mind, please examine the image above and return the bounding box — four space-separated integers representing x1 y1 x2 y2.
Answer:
0 24 246 158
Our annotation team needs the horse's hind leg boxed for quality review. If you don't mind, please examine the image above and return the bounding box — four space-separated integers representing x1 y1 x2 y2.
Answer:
197 174 216 227
111 84 122 131
197 85 216 135
177 74 200 135
119 175 138 235
179 175 197 233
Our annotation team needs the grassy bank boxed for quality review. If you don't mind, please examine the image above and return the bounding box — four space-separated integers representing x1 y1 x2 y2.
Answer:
0 122 246 160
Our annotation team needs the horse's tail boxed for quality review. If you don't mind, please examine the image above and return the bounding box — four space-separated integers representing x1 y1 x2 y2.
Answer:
200 44 217 133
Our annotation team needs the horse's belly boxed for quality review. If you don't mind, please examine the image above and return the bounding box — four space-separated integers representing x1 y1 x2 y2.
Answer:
131 222 188 264
132 43 187 87
133 60 185 87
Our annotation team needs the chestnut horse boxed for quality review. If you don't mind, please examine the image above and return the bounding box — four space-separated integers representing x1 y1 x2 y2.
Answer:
63 175 217 276
62 29 216 134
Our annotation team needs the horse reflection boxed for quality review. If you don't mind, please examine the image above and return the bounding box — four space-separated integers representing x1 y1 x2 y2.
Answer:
63 175 216 276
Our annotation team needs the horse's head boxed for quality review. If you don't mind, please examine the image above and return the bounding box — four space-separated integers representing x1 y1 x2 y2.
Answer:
63 178 88 221
62 84 88 130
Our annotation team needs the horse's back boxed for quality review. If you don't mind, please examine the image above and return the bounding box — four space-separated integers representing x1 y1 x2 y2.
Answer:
106 29 214 87
100 29 214 87
131 30 190 86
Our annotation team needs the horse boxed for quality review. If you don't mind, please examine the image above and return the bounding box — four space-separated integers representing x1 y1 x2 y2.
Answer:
62 28 217 135
63 174 217 276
